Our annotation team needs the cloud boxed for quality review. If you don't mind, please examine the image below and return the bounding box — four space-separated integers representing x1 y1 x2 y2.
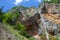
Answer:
14 0 23 5
14 0 29 5
14 0 42 5
36 0 42 3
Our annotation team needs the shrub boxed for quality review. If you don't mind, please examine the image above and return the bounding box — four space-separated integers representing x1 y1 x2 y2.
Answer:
14 21 31 38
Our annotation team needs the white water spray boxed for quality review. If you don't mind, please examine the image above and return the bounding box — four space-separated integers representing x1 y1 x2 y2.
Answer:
39 10 49 40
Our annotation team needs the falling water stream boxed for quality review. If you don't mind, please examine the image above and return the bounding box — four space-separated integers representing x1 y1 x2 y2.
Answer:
39 10 49 40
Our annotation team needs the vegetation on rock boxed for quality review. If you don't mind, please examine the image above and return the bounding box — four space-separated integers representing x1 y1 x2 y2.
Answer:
0 2 60 40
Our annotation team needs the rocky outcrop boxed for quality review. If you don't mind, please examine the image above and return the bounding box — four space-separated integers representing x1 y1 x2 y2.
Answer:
24 13 40 36
17 4 60 36
18 13 41 36
7 4 60 37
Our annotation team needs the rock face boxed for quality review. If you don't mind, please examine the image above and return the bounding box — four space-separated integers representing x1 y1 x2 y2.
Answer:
41 3 60 35
17 4 60 36
18 13 41 36
0 23 16 40
25 13 40 36
45 20 58 35
7 4 60 37
41 5 48 13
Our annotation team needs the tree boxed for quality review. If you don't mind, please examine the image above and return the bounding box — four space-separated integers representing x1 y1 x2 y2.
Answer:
0 8 4 22
44 0 58 3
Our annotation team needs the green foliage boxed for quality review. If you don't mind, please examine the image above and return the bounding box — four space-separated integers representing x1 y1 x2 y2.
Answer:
51 0 58 3
14 21 31 38
44 0 58 3
3 23 29 40
19 30 31 38
3 7 22 25
58 0 60 3
29 37 36 40
14 22 25 30
3 12 19 25
3 13 13 23
0 8 4 22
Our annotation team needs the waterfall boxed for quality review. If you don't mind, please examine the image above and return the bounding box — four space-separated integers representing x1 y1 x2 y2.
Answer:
39 10 49 40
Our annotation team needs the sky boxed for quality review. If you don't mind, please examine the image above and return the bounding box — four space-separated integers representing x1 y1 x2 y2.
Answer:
0 0 43 12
